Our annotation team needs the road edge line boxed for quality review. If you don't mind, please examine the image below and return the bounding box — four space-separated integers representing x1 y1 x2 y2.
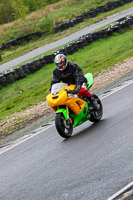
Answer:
107 181 133 200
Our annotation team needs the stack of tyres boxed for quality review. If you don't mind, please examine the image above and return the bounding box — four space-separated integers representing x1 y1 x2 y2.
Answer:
106 27 114 36
0 31 46 50
110 22 121 31
117 0 125 6
103 5 110 12
16 37 25 45
43 54 55 64
21 64 31 75
99 29 109 38
119 20 129 28
112 1 119 7
64 44 74 55
96 6 105 13
67 20 74 27
72 18 80 25
9 69 19 80
106 1 115 9
9 39 17 46
27 61 37 73
78 14 86 20
3 71 14 84
88 10 97 17
75 17 83 23
55 47 68 55
14 67 26 78
40 56 46 66
123 16 133 26
0 74 7 87
91 31 102 41
55 23 68 32
69 42 79 52
126 15 133 24
33 58 42 70
81 34 93 44
123 0 132 2
82 11 91 18
74 39 85 49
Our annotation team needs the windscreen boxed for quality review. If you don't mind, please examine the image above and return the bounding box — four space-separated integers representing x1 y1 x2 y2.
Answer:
51 83 68 95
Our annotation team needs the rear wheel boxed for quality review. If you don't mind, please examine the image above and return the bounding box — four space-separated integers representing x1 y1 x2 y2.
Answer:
55 113 73 138
89 94 103 123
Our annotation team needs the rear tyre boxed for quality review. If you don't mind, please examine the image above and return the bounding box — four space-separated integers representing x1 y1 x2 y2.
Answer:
55 113 73 138
89 94 103 123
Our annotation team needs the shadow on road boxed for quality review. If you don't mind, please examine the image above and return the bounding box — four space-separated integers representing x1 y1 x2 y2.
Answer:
62 118 107 143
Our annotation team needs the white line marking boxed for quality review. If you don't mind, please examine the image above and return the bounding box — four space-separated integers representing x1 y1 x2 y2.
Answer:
107 181 133 200
101 79 133 100
0 79 133 155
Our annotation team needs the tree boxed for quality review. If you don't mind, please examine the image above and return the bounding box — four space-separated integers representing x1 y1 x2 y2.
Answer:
11 0 29 20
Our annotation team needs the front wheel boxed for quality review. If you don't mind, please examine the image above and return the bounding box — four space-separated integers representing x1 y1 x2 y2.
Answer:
89 94 103 123
55 113 73 138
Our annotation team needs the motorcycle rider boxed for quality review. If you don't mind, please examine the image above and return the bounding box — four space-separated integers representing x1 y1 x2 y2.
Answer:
49 54 99 112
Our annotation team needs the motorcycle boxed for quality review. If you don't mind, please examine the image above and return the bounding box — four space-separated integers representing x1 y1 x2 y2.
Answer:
46 73 103 138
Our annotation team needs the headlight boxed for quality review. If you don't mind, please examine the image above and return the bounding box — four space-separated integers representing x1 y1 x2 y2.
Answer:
67 94 78 98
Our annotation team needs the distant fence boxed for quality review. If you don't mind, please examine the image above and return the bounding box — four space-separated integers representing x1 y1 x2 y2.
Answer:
54 0 133 32
0 14 133 90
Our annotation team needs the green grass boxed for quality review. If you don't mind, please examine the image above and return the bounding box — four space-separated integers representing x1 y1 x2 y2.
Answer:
1 27 133 121
1 0 133 65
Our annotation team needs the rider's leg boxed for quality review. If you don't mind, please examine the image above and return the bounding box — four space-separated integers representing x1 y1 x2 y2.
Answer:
79 88 99 110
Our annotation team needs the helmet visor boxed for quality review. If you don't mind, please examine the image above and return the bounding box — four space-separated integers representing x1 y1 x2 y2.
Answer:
56 61 64 70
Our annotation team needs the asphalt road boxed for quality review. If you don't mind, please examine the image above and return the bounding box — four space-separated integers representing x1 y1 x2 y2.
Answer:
0 7 133 73
0 79 133 200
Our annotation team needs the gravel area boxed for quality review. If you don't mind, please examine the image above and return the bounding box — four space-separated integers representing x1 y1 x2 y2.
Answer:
0 57 133 140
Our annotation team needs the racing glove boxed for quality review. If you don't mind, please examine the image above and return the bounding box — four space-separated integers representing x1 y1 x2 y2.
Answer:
66 84 81 94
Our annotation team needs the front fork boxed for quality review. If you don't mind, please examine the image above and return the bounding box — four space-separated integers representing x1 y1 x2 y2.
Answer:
55 106 73 125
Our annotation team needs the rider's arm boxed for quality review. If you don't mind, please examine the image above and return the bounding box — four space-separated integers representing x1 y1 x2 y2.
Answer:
73 64 86 90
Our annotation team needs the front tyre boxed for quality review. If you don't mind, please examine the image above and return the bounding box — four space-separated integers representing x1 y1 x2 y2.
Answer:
89 94 103 123
55 113 73 138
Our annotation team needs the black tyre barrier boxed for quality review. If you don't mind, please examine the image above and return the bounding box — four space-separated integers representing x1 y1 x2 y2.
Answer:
124 0 132 2
9 69 19 80
63 44 75 55
3 71 15 84
0 74 7 87
69 42 79 52
42 53 55 64
0 31 47 51
55 47 68 55
54 0 133 33
14 67 26 78
21 63 31 75
33 58 42 70
1 14 133 90
39 56 46 66
80 34 93 44
117 0 125 6
27 61 37 73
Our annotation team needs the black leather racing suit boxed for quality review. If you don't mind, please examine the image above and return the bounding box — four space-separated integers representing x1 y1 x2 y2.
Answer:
50 61 87 91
